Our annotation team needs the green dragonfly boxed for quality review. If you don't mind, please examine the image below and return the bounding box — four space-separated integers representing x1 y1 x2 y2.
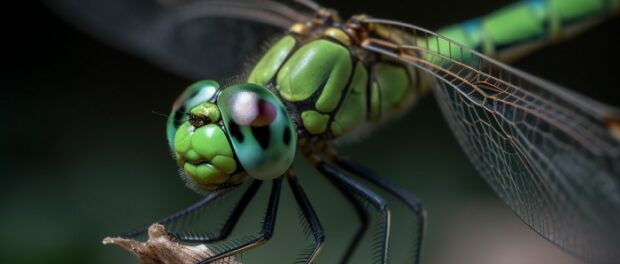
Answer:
46 0 620 263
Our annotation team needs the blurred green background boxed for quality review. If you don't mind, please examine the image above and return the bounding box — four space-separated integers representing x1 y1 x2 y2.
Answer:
2 0 618 263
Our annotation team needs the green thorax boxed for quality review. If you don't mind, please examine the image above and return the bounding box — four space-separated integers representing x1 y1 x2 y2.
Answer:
248 30 422 140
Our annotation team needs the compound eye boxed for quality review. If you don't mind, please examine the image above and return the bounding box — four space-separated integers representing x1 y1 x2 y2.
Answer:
167 80 220 147
224 89 278 128
217 83 296 180
252 100 277 127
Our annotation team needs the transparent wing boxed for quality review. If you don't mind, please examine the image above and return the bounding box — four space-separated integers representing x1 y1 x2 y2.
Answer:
359 18 620 263
43 0 319 79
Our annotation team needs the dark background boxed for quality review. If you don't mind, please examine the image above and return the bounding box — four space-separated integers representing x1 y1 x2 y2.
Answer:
2 1 618 263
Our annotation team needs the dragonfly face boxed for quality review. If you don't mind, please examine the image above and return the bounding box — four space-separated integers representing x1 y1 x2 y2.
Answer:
168 80 297 192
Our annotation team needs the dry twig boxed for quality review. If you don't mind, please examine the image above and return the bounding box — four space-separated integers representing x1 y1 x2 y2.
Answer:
103 224 241 264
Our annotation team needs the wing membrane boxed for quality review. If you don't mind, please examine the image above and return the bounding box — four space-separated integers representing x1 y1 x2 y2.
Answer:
44 0 318 79
359 17 620 263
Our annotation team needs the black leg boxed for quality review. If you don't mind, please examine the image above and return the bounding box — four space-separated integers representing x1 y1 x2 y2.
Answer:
337 179 371 263
335 156 426 264
173 180 263 243
287 173 325 264
316 161 390 264
198 178 282 264
119 190 228 239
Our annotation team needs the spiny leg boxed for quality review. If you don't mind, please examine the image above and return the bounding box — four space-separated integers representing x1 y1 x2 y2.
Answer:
198 178 282 264
286 172 325 264
338 178 371 263
119 190 228 239
173 180 263 243
315 161 391 264
325 147 426 264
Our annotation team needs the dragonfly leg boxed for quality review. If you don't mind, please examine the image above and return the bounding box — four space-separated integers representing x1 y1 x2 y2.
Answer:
314 160 390 264
338 180 371 263
197 178 282 264
172 180 263 243
324 146 426 264
286 171 325 264
118 190 228 239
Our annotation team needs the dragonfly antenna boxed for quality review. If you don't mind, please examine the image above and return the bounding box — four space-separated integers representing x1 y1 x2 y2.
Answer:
151 110 169 118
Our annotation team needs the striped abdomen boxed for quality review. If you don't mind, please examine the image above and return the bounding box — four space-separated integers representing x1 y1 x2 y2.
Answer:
437 0 619 61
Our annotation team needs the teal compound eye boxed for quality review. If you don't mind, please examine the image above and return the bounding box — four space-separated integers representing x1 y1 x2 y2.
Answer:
167 80 220 148
217 83 297 180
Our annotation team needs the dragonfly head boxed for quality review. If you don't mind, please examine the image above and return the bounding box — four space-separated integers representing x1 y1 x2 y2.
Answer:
167 80 297 192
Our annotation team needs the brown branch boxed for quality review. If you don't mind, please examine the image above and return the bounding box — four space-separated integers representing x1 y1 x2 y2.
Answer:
102 224 241 264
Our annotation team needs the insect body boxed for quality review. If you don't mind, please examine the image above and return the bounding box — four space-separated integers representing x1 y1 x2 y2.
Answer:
160 2 620 261
160 1 620 262
168 12 428 193
44 0 620 263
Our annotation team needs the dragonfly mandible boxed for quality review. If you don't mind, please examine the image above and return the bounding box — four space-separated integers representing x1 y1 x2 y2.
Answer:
45 0 620 263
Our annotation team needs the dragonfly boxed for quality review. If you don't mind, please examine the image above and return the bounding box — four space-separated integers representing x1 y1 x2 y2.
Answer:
45 0 620 263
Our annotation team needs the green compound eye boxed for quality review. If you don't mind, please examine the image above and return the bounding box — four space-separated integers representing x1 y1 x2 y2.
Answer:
167 80 220 148
217 83 297 180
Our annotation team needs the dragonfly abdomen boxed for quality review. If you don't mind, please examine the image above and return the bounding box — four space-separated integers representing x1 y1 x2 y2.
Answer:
248 29 424 140
437 0 619 62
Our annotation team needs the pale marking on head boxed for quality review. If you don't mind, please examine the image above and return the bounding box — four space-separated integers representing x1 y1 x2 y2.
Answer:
229 91 259 125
